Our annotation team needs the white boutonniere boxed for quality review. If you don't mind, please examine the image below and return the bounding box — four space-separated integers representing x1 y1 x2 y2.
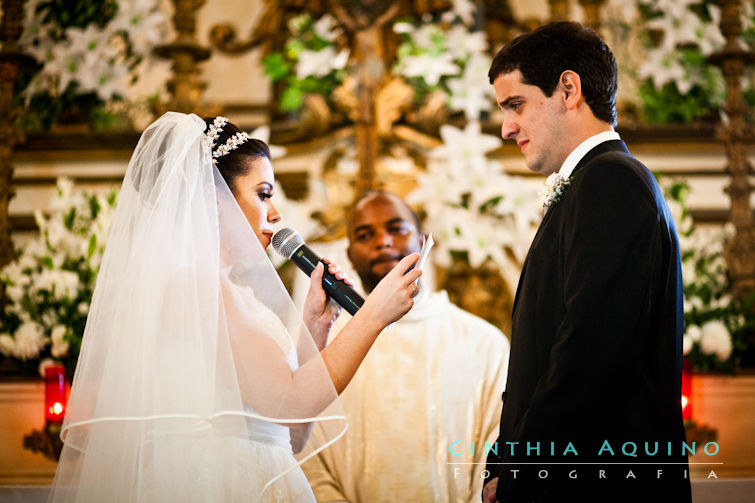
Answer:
539 172 571 211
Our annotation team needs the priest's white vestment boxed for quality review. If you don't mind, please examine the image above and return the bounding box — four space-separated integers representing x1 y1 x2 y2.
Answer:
302 289 509 503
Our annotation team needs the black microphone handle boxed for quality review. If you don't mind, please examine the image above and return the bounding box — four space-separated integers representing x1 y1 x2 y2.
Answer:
289 243 365 316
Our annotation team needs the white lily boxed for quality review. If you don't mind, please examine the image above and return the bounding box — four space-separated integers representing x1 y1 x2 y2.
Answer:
399 52 459 87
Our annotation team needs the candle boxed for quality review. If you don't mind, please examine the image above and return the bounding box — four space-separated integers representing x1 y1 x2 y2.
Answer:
45 365 67 424
681 361 692 420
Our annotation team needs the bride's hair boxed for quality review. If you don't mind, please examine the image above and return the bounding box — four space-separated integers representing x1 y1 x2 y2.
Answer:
203 117 270 191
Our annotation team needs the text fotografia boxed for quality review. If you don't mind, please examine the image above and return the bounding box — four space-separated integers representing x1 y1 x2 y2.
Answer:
452 467 720 481
448 440 720 458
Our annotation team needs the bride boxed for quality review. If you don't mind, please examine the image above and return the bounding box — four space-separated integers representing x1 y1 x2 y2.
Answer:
48 112 421 502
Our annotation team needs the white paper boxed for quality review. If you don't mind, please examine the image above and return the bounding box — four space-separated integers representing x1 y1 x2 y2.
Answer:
415 233 434 275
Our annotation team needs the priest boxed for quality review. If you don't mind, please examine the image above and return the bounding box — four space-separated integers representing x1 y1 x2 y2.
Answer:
302 191 510 502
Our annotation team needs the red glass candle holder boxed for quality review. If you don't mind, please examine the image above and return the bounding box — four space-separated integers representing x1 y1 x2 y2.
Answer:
45 365 68 424
681 361 692 420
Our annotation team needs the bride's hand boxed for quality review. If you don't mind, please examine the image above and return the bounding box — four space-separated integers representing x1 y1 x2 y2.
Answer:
303 258 354 350
360 253 422 328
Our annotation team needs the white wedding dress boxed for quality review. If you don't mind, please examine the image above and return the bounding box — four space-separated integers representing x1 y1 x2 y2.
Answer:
49 113 342 503
226 275 317 502
134 275 316 503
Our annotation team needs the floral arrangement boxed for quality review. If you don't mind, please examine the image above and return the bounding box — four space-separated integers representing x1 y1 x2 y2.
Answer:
611 0 755 123
0 179 118 378
408 121 540 270
18 0 166 130
261 13 349 113
261 0 495 121
391 0 494 121
663 180 751 371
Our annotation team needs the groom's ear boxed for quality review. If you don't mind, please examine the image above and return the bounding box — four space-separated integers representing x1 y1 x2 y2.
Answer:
559 70 582 108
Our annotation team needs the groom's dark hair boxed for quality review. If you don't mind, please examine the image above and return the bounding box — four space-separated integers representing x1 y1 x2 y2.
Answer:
488 21 618 126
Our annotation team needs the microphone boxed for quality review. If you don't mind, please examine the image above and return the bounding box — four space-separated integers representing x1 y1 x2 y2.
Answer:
272 228 365 315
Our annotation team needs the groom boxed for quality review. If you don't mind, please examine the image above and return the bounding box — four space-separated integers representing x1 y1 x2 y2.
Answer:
483 22 691 502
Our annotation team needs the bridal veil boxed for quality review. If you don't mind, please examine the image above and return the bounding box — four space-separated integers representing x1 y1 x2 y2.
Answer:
48 112 347 502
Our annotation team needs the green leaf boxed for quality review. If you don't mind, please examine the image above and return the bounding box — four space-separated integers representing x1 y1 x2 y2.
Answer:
479 196 503 212
286 38 306 59
89 194 101 218
91 106 117 131
64 207 76 230
309 36 331 52
88 234 97 258
280 86 304 112
262 53 291 82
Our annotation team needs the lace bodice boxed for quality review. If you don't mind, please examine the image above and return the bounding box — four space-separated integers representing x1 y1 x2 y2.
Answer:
225 266 299 371
225 268 300 450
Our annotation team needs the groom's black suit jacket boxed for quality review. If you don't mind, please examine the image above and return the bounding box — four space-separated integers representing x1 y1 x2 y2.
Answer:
487 140 691 502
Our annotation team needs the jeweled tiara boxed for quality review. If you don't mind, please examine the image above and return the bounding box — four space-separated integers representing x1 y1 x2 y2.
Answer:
204 116 251 165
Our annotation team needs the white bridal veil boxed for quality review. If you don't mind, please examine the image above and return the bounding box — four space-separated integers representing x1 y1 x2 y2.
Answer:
48 112 347 502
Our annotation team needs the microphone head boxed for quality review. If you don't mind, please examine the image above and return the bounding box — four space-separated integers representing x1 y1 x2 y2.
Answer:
272 227 304 259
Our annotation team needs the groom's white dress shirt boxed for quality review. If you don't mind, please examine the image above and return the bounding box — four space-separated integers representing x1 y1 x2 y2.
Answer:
557 130 621 179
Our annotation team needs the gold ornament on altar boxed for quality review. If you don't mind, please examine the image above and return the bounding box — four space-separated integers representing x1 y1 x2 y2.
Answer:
211 0 503 195
207 0 531 333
